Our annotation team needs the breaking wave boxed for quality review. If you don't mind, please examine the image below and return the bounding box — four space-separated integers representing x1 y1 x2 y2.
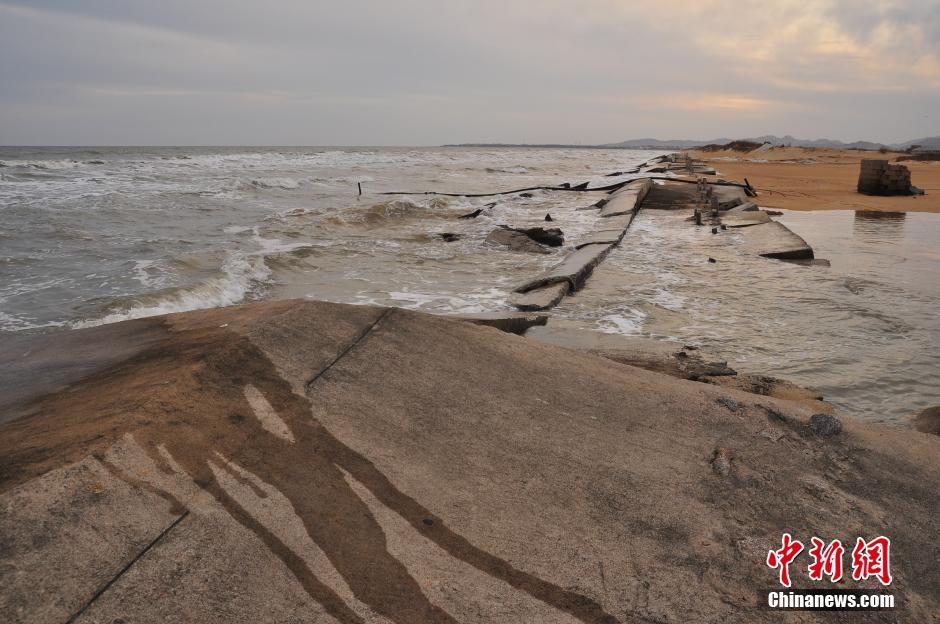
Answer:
239 177 303 190
76 252 272 327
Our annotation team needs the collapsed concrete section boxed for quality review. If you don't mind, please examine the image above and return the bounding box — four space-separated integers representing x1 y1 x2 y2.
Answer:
510 181 651 311
857 159 914 195
1 300 938 623
598 178 652 217
513 243 615 294
509 178 653 310
737 221 815 260
508 281 570 311
720 206 772 228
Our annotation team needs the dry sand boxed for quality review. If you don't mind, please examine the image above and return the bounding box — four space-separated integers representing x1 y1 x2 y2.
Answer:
685 146 940 213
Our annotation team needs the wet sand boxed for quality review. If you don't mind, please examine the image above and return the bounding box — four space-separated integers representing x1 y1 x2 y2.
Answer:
686 146 940 213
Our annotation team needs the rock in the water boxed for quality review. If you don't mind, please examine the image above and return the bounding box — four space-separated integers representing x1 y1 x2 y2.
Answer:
708 257 717 263
519 192 534 198
454 312 548 335
544 213 553 222
912 406 940 436
484 227 550 254
519 226 564 247
439 232 461 242
810 413 843 436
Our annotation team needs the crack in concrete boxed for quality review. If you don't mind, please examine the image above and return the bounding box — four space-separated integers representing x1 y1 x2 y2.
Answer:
65 511 189 624
305 308 394 390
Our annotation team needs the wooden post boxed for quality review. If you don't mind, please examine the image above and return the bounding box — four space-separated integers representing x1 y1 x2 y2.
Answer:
358 182 362 196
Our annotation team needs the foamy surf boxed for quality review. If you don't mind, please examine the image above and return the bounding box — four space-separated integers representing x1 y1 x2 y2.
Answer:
75 252 272 328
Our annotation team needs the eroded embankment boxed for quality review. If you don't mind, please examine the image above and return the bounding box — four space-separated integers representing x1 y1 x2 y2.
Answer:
1 299 938 623
506 153 814 311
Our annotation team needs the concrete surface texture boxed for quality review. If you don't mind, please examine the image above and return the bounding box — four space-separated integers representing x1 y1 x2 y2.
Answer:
1 299 938 623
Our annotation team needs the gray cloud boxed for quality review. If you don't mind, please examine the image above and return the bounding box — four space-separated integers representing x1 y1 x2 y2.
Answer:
1 0 937 145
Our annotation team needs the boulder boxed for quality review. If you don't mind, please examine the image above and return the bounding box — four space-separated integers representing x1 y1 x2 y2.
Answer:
518 227 564 247
484 227 551 254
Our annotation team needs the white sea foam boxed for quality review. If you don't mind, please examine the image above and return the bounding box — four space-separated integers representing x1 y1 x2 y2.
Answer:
75 252 272 328
243 177 302 190
596 309 647 335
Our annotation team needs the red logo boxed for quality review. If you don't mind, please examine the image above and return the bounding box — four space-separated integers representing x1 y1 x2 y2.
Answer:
807 537 845 582
766 533 804 588
851 536 893 586
767 535 892 587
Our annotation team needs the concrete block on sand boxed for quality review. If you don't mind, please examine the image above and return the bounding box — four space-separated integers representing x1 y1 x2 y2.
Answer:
1 299 938 623
737 220 815 260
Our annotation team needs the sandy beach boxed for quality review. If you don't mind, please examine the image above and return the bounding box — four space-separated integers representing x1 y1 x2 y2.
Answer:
686 146 940 213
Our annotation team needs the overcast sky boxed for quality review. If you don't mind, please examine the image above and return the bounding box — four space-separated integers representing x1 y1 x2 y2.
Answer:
1 0 938 145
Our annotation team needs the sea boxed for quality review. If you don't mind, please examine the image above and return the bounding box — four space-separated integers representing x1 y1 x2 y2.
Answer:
1 146 938 424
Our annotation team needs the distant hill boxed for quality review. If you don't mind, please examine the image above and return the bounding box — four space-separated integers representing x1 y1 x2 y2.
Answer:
447 135 940 151
607 135 940 151
896 136 940 150
601 138 732 149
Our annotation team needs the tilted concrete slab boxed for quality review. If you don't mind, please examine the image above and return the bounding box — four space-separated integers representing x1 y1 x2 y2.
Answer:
737 221 815 259
574 229 626 249
720 210 772 228
1 300 938 623
598 179 652 217
508 282 570 311
599 213 633 230
640 180 701 210
513 243 614 293
449 311 549 334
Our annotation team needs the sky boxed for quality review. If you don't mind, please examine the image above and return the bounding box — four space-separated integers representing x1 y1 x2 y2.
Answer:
1 0 938 146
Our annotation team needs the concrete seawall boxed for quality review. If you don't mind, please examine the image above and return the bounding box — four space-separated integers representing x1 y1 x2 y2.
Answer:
510 155 815 311
1 299 938 623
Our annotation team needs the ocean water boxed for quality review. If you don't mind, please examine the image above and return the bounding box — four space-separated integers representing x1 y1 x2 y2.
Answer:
1 146 938 424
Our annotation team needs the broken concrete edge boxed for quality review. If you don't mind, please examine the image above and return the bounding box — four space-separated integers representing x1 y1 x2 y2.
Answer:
447 312 549 335
573 228 627 249
599 178 652 217
720 210 772 228
736 221 815 261
508 282 570 311
759 248 816 260
512 243 614 294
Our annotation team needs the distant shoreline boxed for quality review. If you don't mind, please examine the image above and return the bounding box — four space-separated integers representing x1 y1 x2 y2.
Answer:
442 143 666 150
